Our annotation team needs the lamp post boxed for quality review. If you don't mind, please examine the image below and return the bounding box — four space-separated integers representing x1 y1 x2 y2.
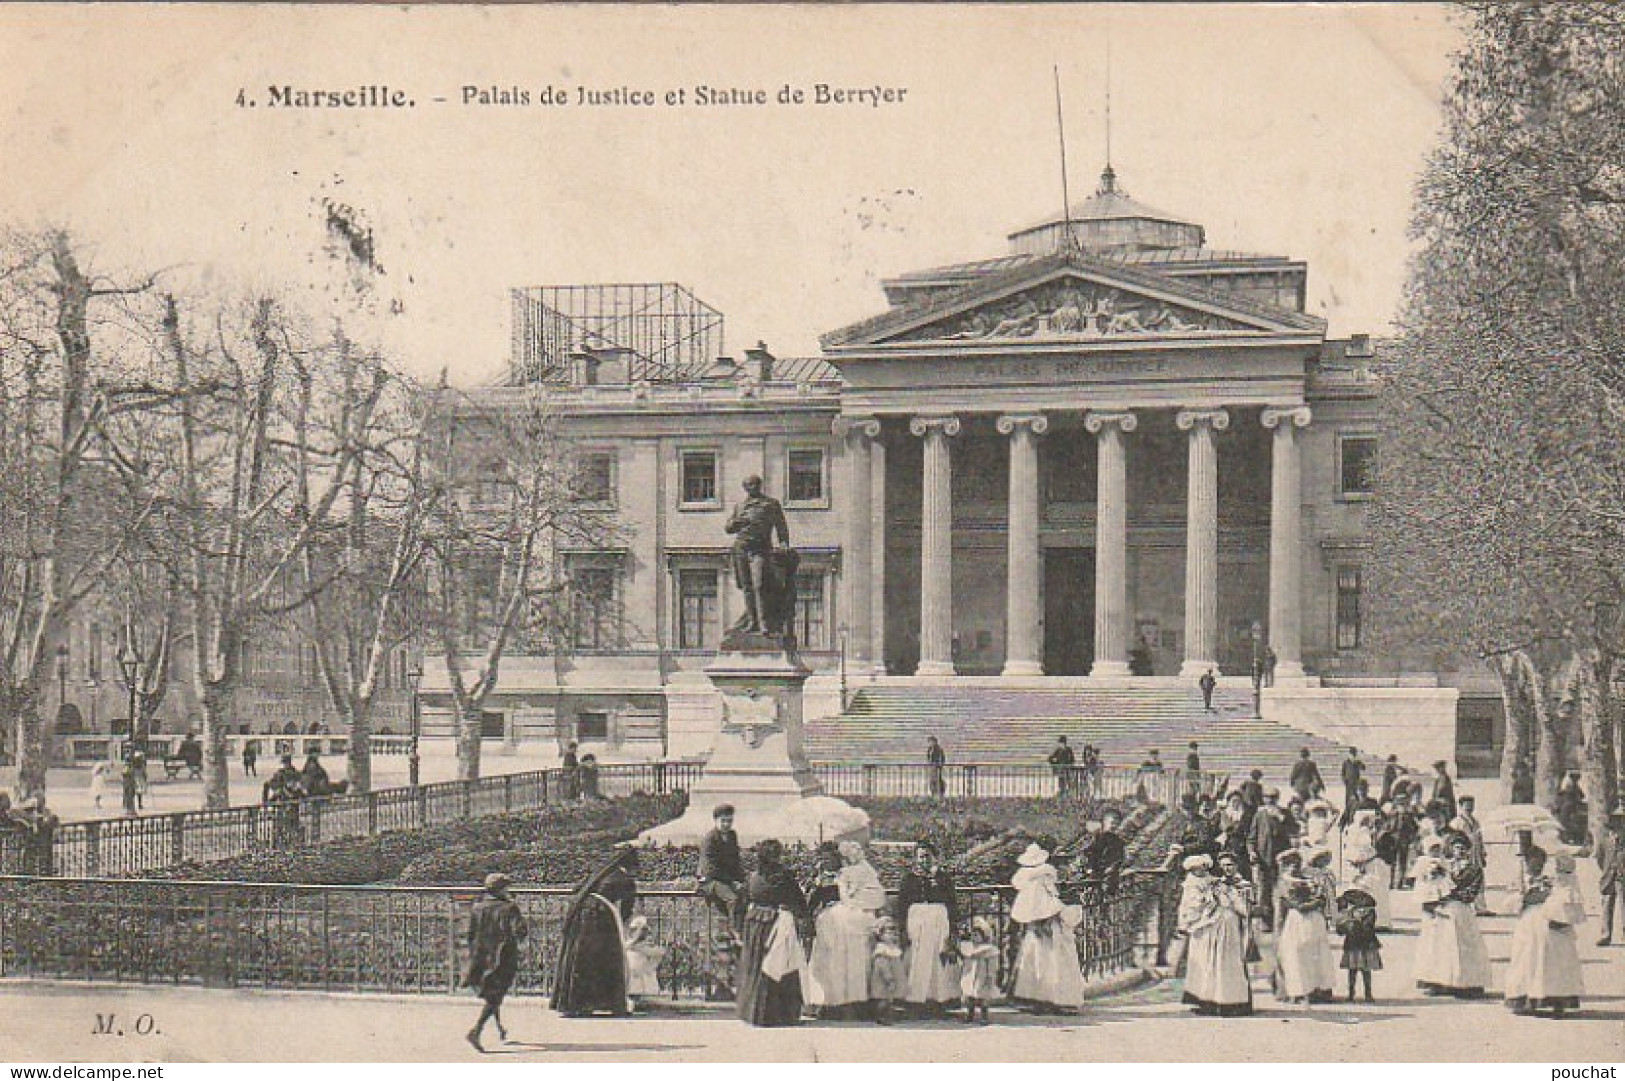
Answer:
118 646 142 754
406 662 423 788
1250 620 1265 718
55 643 69 715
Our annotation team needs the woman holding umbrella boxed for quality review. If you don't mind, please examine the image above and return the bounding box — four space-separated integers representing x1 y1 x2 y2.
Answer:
554 847 639 1017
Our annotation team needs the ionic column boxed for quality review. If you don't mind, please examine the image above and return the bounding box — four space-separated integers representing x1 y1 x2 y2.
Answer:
834 416 880 669
1085 411 1137 677
910 414 961 676
1176 408 1229 677
1262 405 1312 681
870 434 889 675
997 414 1048 676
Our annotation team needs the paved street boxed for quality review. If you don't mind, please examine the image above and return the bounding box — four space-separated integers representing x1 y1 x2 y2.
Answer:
3 870 1620 1063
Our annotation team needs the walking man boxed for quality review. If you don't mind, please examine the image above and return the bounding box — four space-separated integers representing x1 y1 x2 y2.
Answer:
1290 747 1324 802
1341 747 1365 823
1429 760 1458 821
465 872 529 1051
926 735 947 799
1596 802 1624 947
1380 754 1400 804
1048 735 1076 796
1247 787 1292 931
1199 668 1218 713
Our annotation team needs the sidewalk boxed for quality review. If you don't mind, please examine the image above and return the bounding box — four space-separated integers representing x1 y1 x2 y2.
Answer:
2 873 1619 1063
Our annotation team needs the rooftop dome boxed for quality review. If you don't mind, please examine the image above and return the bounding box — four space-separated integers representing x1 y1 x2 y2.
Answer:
1008 166 1206 256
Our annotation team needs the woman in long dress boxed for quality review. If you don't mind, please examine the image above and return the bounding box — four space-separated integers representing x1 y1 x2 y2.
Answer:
806 839 886 1017
1178 854 1253 1016
1008 843 1087 1013
802 842 845 1016
1504 847 1586 1017
898 841 961 1015
1344 809 1392 929
553 847 637 1017
1415 833 1491 997
737 838 810 1027
1274 849 1335 1004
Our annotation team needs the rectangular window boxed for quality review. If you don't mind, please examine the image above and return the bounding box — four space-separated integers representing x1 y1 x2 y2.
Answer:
480 711 506 739
572 452 615 504
1339 435 1378 497
577 711 609 741
1336 566 1362 650
786 448 826 505
678 569 720 650
680 450 719 507
794 572 826 650
571 566 619 649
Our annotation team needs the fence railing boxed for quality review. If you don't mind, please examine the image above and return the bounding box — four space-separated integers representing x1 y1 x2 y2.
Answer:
0 872 1162 998
0 761 705 879
814 764 1184 806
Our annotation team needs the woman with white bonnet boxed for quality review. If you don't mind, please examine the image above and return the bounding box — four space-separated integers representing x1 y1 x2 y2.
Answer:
1274 848 1336 1004
809 839 887 1017
1504 846 1586 1018
1008 842 1086 1013
1177 853 1253 1015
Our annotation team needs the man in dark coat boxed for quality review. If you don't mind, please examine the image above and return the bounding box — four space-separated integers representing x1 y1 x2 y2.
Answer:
465 872 529 1051
1380 754 1401 804
1340 747 1365 818
1247 787 1293 931
1429 760 1458 821
926 736 946 799
1289 748 1324 802
1048 736 1076 795
1597 803 1625 947
1085 808 1128 892
698 804 744 935
1198 668 1218 712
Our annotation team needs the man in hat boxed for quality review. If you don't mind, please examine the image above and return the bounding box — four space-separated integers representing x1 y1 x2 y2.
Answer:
1597 802 1625 947
1289 747 1324 803
1429 760 1458 821
698 803 744 936
465 872 528 1051
1247 786 1293 931
1380 754 1402 805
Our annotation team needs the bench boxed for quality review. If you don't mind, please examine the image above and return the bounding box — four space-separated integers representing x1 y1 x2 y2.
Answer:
163 755 203 780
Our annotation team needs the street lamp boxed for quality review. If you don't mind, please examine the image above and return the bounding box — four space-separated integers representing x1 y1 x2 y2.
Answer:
406 661 424 787
118 646 142 754
55 643 69 714
1250 620 1265 717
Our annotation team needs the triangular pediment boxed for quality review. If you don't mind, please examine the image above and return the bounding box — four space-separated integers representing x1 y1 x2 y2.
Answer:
822 251 1323 349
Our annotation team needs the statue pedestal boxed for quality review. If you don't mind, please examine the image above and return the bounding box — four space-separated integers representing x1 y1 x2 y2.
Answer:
639 648 870 848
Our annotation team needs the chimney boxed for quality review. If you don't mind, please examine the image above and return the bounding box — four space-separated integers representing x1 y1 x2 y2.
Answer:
745 341 775 383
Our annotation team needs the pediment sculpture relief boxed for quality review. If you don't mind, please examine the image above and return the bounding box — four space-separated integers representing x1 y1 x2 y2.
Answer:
910 281 1250 342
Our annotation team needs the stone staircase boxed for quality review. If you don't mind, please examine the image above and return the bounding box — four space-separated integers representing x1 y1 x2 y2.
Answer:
804 683 1356 785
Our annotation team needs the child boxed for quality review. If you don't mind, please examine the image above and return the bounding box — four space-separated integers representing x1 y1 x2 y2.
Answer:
1335 888 1383 1003
88 759 114 811
870 917 905 1025
958 916 1000 1023
623 915 664 1009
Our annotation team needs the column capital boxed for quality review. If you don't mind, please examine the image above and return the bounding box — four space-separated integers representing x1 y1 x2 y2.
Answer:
995 413 1049 437
1176 408 1231 432
832 415 882 440
1261 404 1313 430
1084 410 1138 435
909 414 962 439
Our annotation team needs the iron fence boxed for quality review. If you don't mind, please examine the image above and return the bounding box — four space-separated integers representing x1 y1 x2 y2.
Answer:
0 872 1161 998
1 762 1179 878
1 762 704 878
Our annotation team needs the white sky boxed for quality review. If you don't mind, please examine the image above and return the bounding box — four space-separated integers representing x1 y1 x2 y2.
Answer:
0 4 1460 384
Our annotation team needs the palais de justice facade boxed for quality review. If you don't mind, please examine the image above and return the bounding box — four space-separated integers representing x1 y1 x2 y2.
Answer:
418 170 1473 769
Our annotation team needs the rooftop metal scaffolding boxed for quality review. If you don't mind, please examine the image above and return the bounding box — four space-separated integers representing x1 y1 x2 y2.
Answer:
509 282 725 384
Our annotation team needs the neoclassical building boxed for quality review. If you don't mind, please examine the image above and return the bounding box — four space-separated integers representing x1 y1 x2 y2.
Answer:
416 169 1472 771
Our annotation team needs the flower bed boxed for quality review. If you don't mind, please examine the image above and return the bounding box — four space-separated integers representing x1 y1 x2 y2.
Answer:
118 792 1177 890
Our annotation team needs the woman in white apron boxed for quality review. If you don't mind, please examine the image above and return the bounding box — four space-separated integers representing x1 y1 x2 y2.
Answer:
898 841 960 1015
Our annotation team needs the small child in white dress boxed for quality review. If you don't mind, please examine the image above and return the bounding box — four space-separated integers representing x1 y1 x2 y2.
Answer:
958 916 1000 1023
870 918 906 1025
623 915 665 1008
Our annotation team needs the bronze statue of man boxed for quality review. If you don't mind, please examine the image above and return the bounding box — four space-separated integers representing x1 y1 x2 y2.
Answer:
725 474 791 636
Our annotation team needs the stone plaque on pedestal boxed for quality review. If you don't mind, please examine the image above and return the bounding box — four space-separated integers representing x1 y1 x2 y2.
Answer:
639 646 869 847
